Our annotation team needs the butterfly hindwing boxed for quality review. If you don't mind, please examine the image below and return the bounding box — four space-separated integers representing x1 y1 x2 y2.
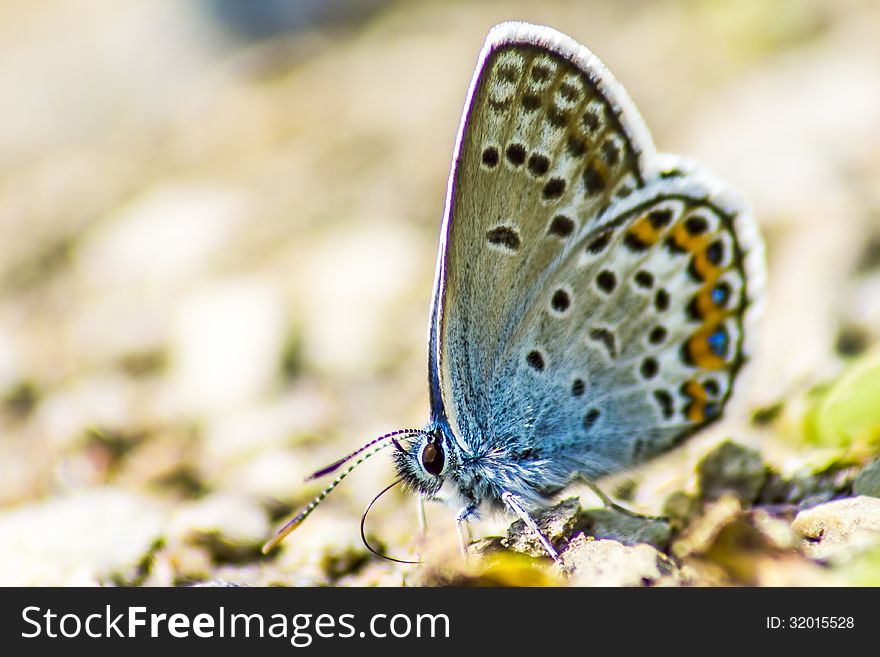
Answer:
490 177 763 478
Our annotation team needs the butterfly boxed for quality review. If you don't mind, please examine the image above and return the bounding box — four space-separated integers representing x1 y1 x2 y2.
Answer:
264 21 765 563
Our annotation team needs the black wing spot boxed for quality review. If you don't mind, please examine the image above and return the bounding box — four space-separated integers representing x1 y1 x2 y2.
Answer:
582 110 600 132
601 139 620 167
681 341 695 367
571 378 585 397
704 379 721 398
648 209 673 229
542 178 567 200
634 270 654 289
547 215 575 238
653 389 675 419
506 143 527 166
486 226 521 251
648 326 667 345
684 215 708 235
624 232 649 252
583 408 600 431
522 93 542 112
527 153 550 177
566 135 586 158
526 350 545 372
596 270 617 294
688 257 705 282
559 82 580 102
686 296 702 321
547 106 568 129
703 379 720 397
654 288 670 312
481 146 499 168
551 289 571 313
589 327 617 359
640 357 659 379
707 240 724 265
583 162 606 196
531 63 552 82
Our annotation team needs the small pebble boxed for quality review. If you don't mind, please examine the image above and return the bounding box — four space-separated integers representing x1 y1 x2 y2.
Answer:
697 440 768 503
579 508 672 551
561 536 680 587
792 496 880 560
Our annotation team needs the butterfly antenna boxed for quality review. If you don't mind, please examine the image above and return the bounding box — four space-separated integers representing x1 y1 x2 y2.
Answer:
305 428 423 480
261 430 423 554
361 478 420 565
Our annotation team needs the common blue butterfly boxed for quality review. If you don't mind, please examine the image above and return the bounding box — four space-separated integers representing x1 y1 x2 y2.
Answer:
264 22 765 563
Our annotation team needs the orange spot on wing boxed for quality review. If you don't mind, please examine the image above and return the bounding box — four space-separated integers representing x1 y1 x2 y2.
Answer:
684 380 707 400
629 214 662 246
694 286 728 324
669 223 722 282
692 250 721 282
670 223 704 253
683 380 708 423
686 326 727 371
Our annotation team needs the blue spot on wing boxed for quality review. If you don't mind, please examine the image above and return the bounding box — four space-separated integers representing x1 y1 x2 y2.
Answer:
704 402 721 419
708 327 729 357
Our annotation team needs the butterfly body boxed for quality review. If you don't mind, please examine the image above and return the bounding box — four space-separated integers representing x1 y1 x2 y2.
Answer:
393 23 764 530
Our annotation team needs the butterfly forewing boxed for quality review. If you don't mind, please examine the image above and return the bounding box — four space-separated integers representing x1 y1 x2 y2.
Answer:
435 26 653 448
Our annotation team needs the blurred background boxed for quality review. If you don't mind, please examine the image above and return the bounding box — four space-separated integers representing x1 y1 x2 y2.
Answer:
0 0 879 586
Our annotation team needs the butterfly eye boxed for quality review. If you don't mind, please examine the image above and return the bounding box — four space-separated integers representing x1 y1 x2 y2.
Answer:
420 441 445 476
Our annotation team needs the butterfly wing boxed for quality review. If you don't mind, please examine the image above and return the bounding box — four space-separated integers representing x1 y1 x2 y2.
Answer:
429 23 654 444
430 23 764 482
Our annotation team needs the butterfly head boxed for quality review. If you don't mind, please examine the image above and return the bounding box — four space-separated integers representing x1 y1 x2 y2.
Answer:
393 422 459 499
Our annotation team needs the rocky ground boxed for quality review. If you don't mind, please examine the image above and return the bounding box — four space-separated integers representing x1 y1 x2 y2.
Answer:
0 0 879 586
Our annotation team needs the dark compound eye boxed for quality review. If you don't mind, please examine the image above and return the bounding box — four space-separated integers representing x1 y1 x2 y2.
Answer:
421 441 445 476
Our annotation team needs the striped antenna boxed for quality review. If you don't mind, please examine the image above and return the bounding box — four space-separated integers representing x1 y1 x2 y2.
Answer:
261 429 423 554
305 428 424 481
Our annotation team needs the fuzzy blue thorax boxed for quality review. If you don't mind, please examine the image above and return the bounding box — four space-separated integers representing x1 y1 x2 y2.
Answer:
393 420 580 517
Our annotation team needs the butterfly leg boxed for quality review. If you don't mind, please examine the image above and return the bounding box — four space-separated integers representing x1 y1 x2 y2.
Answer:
417 493 428 533
414 493 429 561
580 476 663 520
585 479 623 510
455 505 476 560
501 492 562 565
